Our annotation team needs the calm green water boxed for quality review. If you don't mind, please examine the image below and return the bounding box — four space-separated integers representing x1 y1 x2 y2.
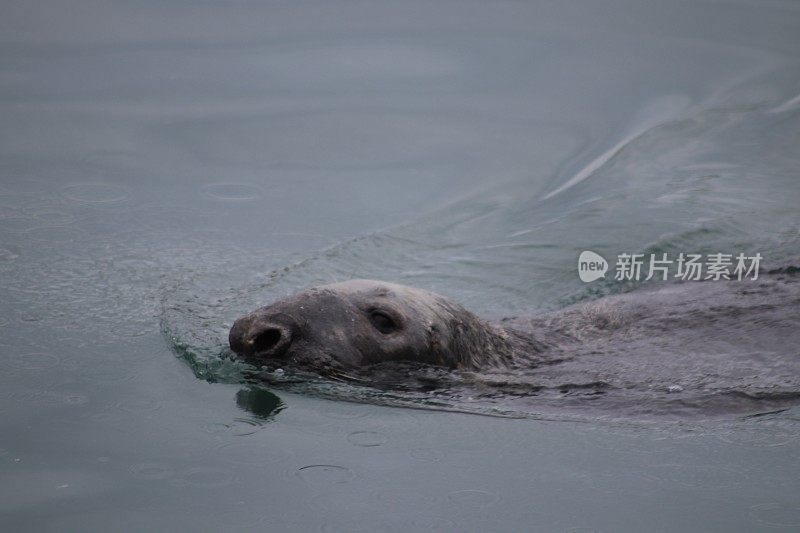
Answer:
2 1 800 531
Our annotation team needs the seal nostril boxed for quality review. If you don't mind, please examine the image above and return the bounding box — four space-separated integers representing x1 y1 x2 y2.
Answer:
252 328 283 354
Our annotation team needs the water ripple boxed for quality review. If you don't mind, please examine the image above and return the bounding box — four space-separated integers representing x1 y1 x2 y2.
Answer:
201 182 262 201
750 503 800 527
446 489 500 508
61 183 129 204
297 464 355 485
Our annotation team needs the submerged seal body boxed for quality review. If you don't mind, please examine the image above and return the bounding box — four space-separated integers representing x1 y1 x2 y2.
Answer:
229 271 800 416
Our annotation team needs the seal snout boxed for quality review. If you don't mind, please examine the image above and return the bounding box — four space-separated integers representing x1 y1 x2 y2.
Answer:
229 314 294 361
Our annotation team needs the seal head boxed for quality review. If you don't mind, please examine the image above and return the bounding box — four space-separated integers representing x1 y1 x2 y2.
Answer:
228 279 517 376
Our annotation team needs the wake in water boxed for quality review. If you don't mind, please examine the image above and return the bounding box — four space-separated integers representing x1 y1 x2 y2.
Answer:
161 94 800 422
162 263 800 421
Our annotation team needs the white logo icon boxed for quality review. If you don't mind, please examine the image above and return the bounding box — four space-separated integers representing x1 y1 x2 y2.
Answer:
578 251 608 282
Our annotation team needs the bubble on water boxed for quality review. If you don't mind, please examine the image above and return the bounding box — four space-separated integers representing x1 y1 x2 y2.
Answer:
297 464 355 485
62 183 129 204
202 182 263 201
129 463 174 480
346 431 387 447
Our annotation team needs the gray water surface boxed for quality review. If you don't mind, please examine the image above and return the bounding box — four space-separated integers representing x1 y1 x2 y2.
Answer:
2 1 800 531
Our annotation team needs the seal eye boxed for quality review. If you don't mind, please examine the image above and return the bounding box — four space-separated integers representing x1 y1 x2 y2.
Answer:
369 310 398 334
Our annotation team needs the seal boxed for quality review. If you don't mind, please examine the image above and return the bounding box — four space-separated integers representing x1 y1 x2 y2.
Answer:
228 271 800 415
